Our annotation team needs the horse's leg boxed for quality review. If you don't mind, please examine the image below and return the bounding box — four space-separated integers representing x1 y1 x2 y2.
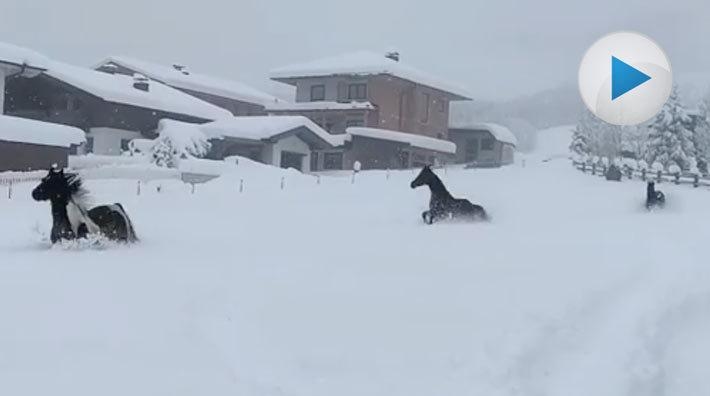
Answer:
422 210 432 224
76 223 89 239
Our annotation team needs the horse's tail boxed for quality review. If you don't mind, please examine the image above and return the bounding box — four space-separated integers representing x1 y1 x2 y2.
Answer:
114 203 139 243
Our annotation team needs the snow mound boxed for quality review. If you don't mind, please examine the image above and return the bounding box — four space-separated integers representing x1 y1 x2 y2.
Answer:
346 126 457 154
0 115 85 147
0 41 49 69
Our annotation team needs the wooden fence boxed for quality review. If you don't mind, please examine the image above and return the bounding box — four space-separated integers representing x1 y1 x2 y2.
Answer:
572 161 710 188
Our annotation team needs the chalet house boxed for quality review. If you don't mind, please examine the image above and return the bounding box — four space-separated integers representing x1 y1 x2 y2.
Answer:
1 42 48 114
268 51 471 170
5 61 231 156
0 114 84 172
200 116 339 172
448 122 517 167
94 56 281 116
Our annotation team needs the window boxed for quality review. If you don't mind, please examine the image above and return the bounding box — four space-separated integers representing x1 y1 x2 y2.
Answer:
120 138 131 152
323 152 343 170
420 93 430 123
481 137 494 150
310 85 325 101
85 136 94 153
311 152 319 171
438 98 446 112
347 83 367 100
346 119 364 128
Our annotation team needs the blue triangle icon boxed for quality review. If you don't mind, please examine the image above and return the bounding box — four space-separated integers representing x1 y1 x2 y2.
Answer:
612 56 651 100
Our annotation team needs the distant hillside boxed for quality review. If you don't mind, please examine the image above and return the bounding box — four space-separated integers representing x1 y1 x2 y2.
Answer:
451 83 583 152
452 76 710 152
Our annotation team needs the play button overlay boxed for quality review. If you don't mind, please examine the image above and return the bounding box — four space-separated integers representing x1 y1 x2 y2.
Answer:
579 31 672 126
611 56 651 100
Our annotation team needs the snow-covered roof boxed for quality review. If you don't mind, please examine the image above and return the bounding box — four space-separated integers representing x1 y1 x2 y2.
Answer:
345 127 457 154
96 56 282 107
46 61 232 121
270 51 472 100
0 115 85 147
0 42 49 70
266 101 375 112
449 121 518 146
200 116 341 147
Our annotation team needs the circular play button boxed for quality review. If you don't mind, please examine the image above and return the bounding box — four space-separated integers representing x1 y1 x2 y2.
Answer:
578 31 672 126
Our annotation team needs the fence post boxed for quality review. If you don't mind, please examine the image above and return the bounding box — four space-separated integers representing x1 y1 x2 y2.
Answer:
351 171 356 184
694 174 700 188
674 173 680 185
581 163 586 173
386 168 390 180
657 170 662 183
602 165 607 176
191 183 196 194
137 181 141 196
157 185 162 193
641 168 646 181
592 164 596 175
316 175 321 185
239 179 244 193
281 176 285 190
7 181 12 200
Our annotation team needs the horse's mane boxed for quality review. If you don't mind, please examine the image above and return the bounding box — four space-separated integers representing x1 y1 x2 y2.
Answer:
64 172 92 206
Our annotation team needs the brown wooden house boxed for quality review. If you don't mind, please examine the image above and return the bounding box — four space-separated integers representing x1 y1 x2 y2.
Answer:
268 51 471 170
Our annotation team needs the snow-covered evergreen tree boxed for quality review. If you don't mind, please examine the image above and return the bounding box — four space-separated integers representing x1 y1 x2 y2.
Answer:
692 99 710 174
570 110 596 159
645 86 696 170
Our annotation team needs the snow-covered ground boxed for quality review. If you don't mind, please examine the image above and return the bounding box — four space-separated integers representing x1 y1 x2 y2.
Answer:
2 126 710 395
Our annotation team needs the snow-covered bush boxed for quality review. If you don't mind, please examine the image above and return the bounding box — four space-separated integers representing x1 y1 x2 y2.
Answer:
668 163 681 175
651 161 664 172
637 159 649 170
149 119 213 168
622 157 637 170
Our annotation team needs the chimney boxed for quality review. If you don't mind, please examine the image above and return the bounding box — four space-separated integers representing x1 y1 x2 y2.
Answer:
173 63 190 75
385 51 400 62
100 63 119 75
132 73 149 92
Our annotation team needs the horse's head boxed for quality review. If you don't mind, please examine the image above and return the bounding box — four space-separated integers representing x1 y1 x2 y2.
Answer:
410 165 436 189
32 167 81 203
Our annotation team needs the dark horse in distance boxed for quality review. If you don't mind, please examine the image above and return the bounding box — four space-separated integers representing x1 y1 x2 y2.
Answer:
32 167 138 244
646 181 666 210
410 165 488 224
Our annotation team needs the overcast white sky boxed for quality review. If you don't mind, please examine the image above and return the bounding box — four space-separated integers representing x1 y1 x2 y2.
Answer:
1 0 708 101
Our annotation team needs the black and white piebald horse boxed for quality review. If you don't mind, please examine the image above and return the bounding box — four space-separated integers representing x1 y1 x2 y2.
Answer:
410 165 488 224
646 181 666 210
32 167 138 244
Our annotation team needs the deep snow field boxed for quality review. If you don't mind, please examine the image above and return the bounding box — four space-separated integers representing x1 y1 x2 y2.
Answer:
2 126 710 395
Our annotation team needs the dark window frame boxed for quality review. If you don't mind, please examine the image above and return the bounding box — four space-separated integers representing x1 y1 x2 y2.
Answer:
323 152 344 170
310 84 326 101
346 118 364 128
420 92 430 124
347 83 367 100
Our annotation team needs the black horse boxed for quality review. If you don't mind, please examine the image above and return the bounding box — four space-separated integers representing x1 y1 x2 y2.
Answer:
32 167 138 244
645 181 665 210
410 165 488 224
